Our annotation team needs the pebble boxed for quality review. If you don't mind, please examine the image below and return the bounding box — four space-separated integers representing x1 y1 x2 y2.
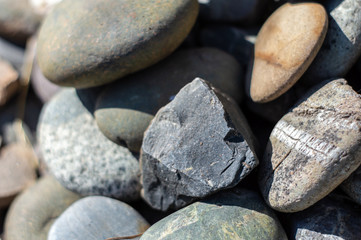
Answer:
0 0 41 44
141 78 258 211
259 79 361 212
0 58 19 106
38 89 141 200
95 47 243 152
281 193 361 239
140 188 287 240
250 3 328 103
4 176 81 240
48 196 149 240
340 166 361 205
0 144 37 209
302 0 361 84
36 0 199 88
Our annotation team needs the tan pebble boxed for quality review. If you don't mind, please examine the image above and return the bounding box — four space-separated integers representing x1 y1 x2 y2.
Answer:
0 59 19 106
250 3 328 103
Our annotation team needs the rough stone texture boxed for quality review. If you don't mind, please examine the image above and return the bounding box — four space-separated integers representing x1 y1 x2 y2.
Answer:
0 37 24 72
0 144 37 209
95 48 243 152
48 196 149 240
37 0 199 88
250 3 328 103
340 166 361 205
259 79 361 212
0 0 41 44
282 193 361 240
4 176 81 240
140 188 287 240
38 89 141 200
141 78 258 211
302 0 361 84
0 58 19 106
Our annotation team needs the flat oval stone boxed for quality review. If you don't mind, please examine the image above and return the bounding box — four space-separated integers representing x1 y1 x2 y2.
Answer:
259 79 361 212
340 166 361 205
95 47 243 152
0 144 37 209
37 0 199 88
302 0 361 84
4 176 81 240
250 3 328 103
140 189 287 240
38 89 141 200
48 196 149 240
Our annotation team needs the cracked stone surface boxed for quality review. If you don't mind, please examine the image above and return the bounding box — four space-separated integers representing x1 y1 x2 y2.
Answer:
259 79 361 212
140 78 258 211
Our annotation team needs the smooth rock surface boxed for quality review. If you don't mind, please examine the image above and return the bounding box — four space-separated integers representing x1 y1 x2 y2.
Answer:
30 0 63 16
282 193 361 240
38 89 141 200
250 3 328 103
341 166 361 205
302 0 361 84
4 176 81 240
141 78 258 211
0 144 37 209
0 58 19 106
140 189 287 240
37 0 199 88
259 79 361 212
95 48 243 152
48 196 149 240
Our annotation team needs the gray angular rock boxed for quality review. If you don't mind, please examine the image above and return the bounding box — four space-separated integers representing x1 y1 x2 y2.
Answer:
141 78 258 211
340 166 361 205
48 196 149 240
38 88 141 200
302 0 361 84
95 47 243 152
140 188 287 240
259 79 361 212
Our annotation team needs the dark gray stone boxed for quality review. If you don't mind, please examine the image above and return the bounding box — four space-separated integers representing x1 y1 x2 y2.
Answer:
341 166 361 205
38 89 141 200
140 188 287 240
141 78 258 211
282 193 361 240
37 0 199 88
95 47 243 152
48 196 149 240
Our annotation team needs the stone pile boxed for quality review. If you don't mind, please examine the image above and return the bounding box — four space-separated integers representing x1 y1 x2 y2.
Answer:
0 0 360 239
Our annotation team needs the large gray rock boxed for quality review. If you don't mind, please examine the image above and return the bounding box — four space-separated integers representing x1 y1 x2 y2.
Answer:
38 89 141 200
259 79 361 212
95 47 243 152
48 196 149 240
340 166 361 205
140 189 287 240
302 0 361 84
37 0 199 88
141 78 258 211
4 176 81 240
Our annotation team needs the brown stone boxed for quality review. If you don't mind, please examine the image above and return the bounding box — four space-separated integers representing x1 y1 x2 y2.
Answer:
0 59 19 106
250 3 327 103
0 144 37 208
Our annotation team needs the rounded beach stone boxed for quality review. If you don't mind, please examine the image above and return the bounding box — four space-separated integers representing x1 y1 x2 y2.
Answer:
0 144 37 209
38 88 141 200
4 176 81 240
95 47 243 152
140 188 287 240
48 196 149 240
340 166 361 205
302 0 361 84
250 3 328 103
37 0 199 88
259 79 361 212
282 193 361 239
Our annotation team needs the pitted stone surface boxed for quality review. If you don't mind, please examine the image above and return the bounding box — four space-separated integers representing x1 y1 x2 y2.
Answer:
141 78 258 211
38 89 141 200
259 79 361 212
37 0 199 88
